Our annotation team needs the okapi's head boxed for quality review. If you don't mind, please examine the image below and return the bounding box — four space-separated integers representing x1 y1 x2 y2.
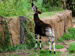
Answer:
31 3 41 14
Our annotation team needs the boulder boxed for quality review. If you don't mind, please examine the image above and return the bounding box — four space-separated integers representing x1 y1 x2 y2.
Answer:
0 16 27 46
5 17 20 46
19 16 27 44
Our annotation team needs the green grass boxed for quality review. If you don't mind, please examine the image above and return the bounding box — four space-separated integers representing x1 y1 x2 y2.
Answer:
62 33 72 40
0 0 64 18
27 50 62 56
68 28 75 40
69 42 75 53
39 9 64 18
27 9 64 19
57 28 75 42
2 50 75 56
52 45 64 49
27 50 75 56
57 37 63 42
55 45 64 49
2 53 19 56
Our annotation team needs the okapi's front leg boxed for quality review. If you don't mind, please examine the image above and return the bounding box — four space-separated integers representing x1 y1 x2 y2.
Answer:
35 34 38 50
39 36 42 50
52 35 55 54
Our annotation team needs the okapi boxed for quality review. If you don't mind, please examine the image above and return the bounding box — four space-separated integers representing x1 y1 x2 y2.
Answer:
31 3 55 54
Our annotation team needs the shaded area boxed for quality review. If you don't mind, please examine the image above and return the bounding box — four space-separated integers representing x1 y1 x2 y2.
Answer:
66 0 75 16
19 16 27 44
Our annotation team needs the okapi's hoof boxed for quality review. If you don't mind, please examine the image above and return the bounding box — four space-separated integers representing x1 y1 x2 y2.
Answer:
49 51 51 53
54 51 56 54
35 48 37 50
40 48 41 50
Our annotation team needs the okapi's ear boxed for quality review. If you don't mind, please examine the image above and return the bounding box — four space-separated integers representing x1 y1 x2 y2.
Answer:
38 11 42 14
31 3 34 7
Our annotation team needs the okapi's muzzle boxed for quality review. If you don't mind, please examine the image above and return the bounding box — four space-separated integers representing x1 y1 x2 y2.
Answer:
31 3 34 7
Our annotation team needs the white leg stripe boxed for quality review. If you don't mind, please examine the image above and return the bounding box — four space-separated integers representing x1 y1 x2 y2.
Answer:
35 43 37 48
40 43 41 48
53 43 55 51
52 36 54 41
49 42 51 51
36 39 38 41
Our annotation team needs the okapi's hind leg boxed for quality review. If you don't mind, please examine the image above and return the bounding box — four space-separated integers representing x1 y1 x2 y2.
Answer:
35 34 38 50
45 27 52 53
52 29 56 54
52 35 55 54
39 36 42 50
47 36 51 53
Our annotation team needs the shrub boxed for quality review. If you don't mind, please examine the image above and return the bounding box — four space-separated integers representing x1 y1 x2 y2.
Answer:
69 42 75 53
57 37 63 42
0 22 11 52
23 20 35 49
62 33 72 40
68 28 75 40
0 0 30 17
39 49 47 53
54 45 64 49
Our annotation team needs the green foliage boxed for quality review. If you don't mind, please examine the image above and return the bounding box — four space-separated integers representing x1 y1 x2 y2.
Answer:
55 45 64 49
68 28 75 40
3 53 19 56
0 22 11 52
33 0 46 12
0 42 27 52
65 42 68 45
27 50 62 56
39 51 62 56
57 28 75 41
0 0 31 17
23 20 35 49
39 49 47 53
52 45 64 49
8 54 19 56
67 0 75 11
62 33 72 40
57 37 63 42
0 0 63 17
42 0 62 12
69 42 75 53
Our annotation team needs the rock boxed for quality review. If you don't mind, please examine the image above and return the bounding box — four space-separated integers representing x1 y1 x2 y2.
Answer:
0 16 27 46
5 17 20 46
19 16 27 44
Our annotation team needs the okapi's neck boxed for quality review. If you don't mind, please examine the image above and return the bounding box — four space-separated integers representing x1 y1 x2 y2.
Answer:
34 13 41 23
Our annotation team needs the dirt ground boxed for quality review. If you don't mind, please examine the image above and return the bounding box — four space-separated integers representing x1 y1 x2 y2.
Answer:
0 17 75 56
